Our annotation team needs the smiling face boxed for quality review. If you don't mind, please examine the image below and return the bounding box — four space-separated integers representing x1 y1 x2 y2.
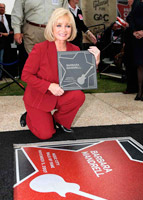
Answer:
53 16 72 42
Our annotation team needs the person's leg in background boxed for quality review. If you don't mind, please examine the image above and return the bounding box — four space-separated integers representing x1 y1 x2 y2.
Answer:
22 23 45 54
134 40 143 100
124 62 138 94
17 42 28 78
0 49 4 80
135 65 143 100
53 90 85 129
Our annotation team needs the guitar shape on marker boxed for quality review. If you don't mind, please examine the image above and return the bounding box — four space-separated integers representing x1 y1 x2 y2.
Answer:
30 174 107 200
77 65 93 85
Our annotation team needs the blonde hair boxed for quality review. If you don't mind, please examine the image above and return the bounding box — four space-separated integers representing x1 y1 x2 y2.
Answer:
44 8 77 41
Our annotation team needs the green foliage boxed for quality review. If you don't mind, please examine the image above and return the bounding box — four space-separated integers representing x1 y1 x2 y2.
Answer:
84 73 126 93
0 80 26 96
0 73 126 96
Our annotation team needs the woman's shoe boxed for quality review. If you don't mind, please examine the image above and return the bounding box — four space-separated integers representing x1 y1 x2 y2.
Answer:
20 112 27 127
56 122 74 133
53 117 56 129
134 94 142 101
123 90 137 94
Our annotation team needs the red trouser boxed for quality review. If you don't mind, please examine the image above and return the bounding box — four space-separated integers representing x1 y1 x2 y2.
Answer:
25 90 85 140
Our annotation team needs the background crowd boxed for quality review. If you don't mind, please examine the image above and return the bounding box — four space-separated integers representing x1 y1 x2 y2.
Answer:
0 0 143 99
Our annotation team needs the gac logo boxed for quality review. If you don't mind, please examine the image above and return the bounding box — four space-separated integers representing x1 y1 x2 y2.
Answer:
94 14 109 21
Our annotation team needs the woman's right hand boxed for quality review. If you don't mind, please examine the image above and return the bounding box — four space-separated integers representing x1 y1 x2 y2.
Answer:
48 83 64 96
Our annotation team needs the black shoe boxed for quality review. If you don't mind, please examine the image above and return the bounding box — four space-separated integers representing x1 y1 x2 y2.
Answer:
56 122 74 133
20 112 27 127
123 91 129 94
141 95 143 101
53 117 56 129
134 94 142 101
123 90 136 94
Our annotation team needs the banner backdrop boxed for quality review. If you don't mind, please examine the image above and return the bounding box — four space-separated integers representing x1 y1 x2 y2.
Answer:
81 0 117 42
80 0 131 43
117 0 130 20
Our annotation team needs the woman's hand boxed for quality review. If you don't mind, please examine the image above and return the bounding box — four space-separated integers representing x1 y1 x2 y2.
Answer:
88 46 100 67
133 31 143 39
48 83 64 96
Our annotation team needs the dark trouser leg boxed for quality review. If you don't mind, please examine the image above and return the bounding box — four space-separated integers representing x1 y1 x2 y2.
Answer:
137 65 143 97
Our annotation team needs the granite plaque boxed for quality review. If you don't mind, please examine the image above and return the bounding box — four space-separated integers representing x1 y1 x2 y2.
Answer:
58 51 97 91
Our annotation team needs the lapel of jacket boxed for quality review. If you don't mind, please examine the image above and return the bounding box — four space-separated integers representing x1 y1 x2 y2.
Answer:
5 14 12 31
0 21 7 32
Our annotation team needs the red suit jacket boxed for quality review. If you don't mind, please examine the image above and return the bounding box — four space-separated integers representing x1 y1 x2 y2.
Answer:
21 41 80 112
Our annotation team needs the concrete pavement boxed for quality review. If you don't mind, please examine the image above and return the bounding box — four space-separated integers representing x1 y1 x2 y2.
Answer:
0 93 143 132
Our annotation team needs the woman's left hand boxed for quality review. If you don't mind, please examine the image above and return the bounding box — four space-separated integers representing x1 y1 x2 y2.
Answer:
48 83 64 96
88 46 100 67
